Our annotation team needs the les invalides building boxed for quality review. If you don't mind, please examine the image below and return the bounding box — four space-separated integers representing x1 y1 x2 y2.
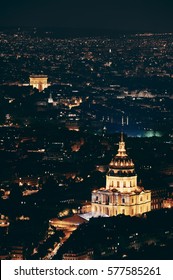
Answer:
91 134 151 216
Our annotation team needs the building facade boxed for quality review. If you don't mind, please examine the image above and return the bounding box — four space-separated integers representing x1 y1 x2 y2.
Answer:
91 134 151 216
162 198 173 208
151 187 168 210
63 250 93 260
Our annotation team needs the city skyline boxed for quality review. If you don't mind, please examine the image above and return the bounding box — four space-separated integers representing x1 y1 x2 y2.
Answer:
1 1 173 259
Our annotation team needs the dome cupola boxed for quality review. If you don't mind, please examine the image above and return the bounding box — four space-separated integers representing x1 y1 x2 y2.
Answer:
108 133 135 176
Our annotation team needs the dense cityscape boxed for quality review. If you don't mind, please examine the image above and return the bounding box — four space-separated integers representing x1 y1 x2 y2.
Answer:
0 28 173 260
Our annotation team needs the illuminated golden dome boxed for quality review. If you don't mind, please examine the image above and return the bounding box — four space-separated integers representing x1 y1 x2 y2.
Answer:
108 133 135 176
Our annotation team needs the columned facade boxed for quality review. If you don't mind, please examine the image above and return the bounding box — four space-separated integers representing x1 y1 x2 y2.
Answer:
91 134 151 216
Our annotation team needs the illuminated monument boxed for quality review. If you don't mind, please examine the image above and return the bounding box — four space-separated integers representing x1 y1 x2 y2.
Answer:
91 134 151 216
29 75 48 92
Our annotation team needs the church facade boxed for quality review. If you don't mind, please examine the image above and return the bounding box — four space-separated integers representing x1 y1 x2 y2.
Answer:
91 134 151 216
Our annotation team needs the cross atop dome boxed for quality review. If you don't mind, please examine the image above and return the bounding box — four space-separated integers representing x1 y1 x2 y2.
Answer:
120 131 124 142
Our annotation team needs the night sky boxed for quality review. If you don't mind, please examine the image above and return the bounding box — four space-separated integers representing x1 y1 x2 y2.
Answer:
1 0 173 32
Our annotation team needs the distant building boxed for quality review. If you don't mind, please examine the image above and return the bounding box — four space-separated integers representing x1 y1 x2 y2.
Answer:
29 75 48 92
91 134 151 216
162 198 173 208
10 245 25 260
151 187 168 210
63 250 93 260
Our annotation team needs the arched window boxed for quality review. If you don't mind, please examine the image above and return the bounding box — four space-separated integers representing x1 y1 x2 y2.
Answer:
123 181 126 188
122 198 125 203
117 181 120 187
